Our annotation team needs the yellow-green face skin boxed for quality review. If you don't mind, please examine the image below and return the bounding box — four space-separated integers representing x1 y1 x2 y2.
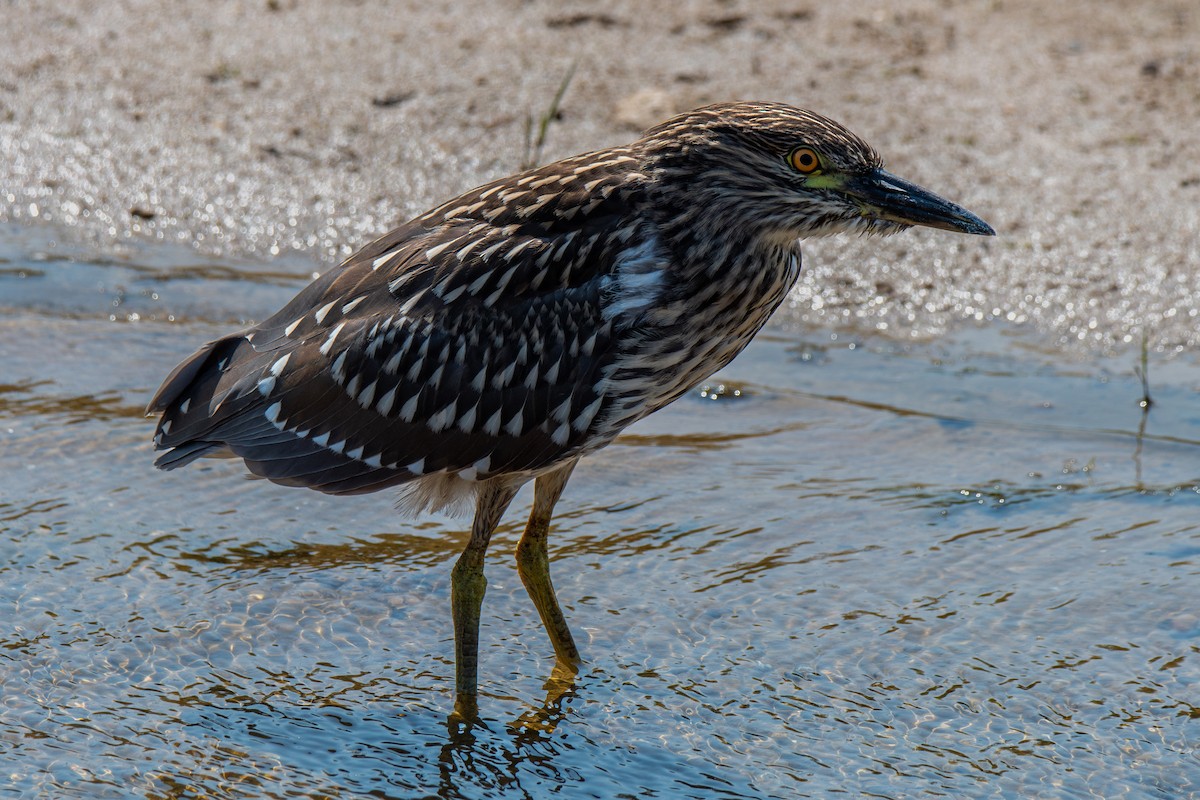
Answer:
800 174 844 192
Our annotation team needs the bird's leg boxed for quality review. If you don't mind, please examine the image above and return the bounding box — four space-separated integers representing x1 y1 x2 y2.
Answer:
451 478 519 719
515 459 581 668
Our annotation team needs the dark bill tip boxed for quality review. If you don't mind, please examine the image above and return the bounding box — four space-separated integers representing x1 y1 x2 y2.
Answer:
849 168 995 236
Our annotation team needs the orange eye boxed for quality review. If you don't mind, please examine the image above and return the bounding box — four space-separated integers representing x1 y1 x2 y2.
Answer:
789 147 821 174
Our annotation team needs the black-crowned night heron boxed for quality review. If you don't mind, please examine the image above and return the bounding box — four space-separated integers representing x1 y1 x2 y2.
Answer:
148 101 993 716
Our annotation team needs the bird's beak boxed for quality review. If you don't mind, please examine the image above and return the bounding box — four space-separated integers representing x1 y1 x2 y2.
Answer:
844 168 995 236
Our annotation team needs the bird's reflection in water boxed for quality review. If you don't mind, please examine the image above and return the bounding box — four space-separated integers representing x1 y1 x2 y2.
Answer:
436 671 581 800
509 661 579 734
178 675 587 799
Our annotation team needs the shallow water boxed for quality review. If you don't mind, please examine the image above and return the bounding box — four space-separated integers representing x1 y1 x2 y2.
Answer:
2 223 1198 799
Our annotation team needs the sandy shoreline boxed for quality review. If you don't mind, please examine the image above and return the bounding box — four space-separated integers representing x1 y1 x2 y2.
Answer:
3 0 1198 349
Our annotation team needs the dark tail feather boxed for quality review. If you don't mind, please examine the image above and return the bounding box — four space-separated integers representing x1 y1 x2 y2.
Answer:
153 441 226 470
147 338 227 415
148 332 269 465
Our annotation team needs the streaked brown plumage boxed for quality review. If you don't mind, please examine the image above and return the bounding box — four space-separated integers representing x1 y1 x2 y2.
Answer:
148 101 993 716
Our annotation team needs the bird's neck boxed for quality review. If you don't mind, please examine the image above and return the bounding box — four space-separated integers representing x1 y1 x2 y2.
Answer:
656 214 799 290
639 179 794 284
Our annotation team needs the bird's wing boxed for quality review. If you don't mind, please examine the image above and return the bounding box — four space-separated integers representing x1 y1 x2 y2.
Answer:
150 149 650 495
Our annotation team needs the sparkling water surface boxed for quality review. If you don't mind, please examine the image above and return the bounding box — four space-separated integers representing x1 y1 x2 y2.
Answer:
2 224 1197 799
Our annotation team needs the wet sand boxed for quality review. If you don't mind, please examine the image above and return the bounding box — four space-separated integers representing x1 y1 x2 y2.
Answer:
3 0 1199 349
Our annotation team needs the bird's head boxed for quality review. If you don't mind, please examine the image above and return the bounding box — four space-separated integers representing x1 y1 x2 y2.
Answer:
638 101 994 246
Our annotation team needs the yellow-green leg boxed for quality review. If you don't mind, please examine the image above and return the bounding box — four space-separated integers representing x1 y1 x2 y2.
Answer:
515 459 582 667
451 478 519 719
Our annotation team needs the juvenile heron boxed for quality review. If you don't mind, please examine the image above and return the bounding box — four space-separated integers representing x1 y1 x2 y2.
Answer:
148 101 993 715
